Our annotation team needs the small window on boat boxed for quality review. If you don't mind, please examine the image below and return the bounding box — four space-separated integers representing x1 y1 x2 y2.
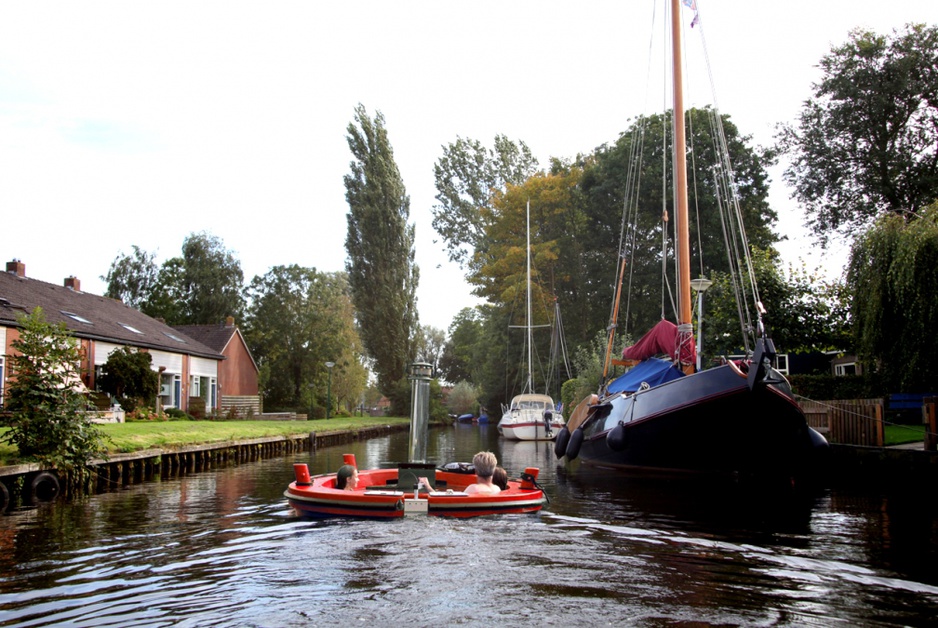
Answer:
62 311 92 325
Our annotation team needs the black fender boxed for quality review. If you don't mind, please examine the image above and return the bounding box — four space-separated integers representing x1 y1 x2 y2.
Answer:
29 471 61 504
606 423 627 451
0 481 9 513
554 426 570 459
565 427 584 461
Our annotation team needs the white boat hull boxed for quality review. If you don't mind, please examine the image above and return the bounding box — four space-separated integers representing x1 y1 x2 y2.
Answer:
498 393 565 441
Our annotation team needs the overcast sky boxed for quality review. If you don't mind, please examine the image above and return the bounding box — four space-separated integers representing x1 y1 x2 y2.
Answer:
2 1 937 331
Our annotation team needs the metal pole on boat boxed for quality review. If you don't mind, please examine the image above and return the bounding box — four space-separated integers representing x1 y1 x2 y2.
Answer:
408 362 433 463
690 277 712 371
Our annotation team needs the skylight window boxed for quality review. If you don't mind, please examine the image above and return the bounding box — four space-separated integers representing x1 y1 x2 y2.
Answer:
62 311 92 325
119 323 143 334
162 331 187 343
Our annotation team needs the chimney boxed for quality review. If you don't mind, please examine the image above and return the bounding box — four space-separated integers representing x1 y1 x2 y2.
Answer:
225 316 235 327
64 276 81 291
6 259 25 277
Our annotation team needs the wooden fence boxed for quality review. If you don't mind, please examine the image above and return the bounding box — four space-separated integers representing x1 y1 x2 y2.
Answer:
797 397 884 447
221 395 262 418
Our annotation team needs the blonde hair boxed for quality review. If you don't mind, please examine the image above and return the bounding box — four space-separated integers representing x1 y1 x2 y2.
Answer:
472 451 497 478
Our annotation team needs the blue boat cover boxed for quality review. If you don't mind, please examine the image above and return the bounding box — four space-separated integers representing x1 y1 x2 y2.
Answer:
606 358 685 394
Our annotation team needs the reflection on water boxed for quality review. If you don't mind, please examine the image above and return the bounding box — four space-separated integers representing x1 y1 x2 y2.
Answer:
1 423 936 626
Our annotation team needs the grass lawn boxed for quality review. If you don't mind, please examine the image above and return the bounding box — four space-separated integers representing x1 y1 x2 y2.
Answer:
0 416 411 467
884 423 926 446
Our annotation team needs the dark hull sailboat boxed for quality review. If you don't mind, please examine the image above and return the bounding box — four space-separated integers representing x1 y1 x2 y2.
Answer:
558 0 828 483
568 358 827 482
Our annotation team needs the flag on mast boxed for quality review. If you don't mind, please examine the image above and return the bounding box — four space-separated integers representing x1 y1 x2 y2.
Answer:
682 0 700 27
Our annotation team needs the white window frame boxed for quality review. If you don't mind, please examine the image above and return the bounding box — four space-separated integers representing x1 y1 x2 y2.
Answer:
835 362 857 376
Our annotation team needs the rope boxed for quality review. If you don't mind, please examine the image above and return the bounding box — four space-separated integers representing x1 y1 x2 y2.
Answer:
794 395 938 442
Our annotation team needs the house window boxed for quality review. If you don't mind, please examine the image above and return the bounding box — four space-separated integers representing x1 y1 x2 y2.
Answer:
0 356 4 407
774 354 789 375
62 311 93 325
191 375 201 398
835 363 857 376
210 378 217 409
119 323 143 334
160 373 182 408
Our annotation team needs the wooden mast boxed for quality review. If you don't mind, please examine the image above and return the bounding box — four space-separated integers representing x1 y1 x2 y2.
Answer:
671 0 693 369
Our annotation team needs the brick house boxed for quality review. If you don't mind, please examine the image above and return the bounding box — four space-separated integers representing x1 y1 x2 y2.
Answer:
1 259 223 415
174 318 261 417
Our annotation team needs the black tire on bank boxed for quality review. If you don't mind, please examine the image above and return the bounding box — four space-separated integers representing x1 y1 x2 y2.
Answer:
29 472 61 504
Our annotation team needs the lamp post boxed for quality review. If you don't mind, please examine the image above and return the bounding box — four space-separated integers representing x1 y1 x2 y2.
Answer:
690 277 713 371
325 361 335 419
408 362 433 463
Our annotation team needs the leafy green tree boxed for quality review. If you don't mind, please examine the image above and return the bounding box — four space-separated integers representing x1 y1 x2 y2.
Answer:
702 248 849 360
446 381 480 416
104 232 245 325
846 203 938 392
438 307 483 385
579 108 779 341
1 308 108 471
344 104 418 394
778 24 938 243
432 135 539 268
244 265 364 412
414 325 446 377
102 245 159 309
165 232 245 325
97 346 160 413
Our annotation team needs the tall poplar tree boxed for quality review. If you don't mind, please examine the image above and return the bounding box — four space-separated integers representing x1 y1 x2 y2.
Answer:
343 104 418 395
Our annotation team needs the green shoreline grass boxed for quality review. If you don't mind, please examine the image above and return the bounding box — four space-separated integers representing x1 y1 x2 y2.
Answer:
0 417 412 467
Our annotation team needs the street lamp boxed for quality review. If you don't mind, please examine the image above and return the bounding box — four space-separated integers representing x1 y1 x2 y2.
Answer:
325 361 335 419
690 277 713 372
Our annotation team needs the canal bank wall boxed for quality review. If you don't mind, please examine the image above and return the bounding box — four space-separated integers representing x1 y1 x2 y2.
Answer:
823 442 938 487
0 422 410 512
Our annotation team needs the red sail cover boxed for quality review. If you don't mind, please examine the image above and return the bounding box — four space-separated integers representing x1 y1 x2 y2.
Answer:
622 319 696 365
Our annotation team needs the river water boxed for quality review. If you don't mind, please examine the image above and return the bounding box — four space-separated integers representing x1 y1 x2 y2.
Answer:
1 423 936 627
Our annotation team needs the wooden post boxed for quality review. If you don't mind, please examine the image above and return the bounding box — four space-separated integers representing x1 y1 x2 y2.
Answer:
925 397 937 452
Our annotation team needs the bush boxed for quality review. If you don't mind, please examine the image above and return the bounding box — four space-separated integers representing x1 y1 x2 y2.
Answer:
97 346 159 414
188 397 206 420
164 408 193 421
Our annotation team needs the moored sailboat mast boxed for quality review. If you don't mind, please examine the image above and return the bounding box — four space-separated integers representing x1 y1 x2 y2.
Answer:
671 0 694 371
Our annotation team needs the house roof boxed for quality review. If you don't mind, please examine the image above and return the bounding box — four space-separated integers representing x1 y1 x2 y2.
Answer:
174 321 258 372
0 269 222 360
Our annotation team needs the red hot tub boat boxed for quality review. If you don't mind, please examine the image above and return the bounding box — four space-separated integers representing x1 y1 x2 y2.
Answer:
285 455 547 519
